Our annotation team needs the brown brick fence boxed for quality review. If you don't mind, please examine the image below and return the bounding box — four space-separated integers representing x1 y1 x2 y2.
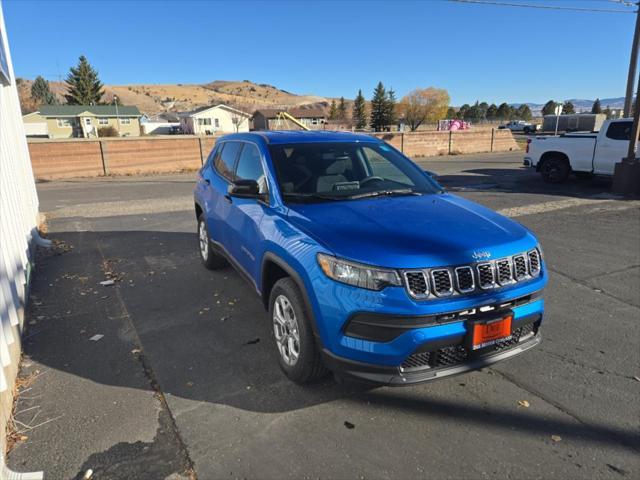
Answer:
28 129 518 180
372 128 518 157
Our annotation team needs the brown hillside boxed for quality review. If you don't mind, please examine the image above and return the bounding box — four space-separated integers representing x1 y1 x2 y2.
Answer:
18 78 336 116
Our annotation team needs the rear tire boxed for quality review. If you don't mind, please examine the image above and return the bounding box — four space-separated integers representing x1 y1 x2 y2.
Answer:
540 155 570 183
198 214 227 270
269 277 328 384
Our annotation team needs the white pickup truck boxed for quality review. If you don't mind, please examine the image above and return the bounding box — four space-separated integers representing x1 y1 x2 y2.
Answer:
524 119 633 183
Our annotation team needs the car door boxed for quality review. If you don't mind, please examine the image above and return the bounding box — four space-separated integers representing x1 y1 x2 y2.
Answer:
593 120 633 175
225 141 270 281
199 141 243 251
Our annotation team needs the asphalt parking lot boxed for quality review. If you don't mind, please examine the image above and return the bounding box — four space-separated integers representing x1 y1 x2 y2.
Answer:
8 152 640 479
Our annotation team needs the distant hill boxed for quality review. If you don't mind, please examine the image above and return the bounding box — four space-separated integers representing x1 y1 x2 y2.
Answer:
511 97 625 116
17 78 333 116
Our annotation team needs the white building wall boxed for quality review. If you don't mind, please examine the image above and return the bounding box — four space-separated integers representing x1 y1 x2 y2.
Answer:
0 2 42 473
190 106 250 134
23 122 48 137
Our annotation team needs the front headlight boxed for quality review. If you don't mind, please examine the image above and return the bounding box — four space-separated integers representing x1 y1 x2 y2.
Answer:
317 253 401 291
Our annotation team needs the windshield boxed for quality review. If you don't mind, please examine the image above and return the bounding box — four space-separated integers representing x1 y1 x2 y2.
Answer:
268 142 441 202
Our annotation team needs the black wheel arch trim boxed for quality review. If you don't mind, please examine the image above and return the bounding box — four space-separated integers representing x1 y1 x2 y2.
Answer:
261 252 322 339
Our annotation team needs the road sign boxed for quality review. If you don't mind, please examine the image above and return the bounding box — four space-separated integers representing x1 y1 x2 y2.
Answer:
554 105 563 116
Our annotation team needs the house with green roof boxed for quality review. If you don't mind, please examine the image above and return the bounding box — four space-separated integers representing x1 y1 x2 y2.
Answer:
23 104 142 139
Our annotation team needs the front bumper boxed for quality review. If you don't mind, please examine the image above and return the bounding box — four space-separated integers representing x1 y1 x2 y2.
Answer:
322 314 541 385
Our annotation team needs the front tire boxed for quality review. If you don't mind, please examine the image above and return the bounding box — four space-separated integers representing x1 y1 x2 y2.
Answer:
540 156 570 183
198 214 227 270
269 277 328 384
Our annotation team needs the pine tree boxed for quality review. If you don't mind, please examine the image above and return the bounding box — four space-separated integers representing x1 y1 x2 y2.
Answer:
370 81 387 132
457 104 470 119
517 104 532 121
352 89 367 129
385 88 397 127
64 55 104 105
486 104 498 120
329 100 338 120
562 101 575 115
337 96 347 120
31 75 57 105
497 103 512 120
591 98 602 114
541 100 557 116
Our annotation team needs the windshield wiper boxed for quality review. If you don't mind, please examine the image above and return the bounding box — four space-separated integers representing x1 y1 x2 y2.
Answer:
347 189 422 200
282 192 346 202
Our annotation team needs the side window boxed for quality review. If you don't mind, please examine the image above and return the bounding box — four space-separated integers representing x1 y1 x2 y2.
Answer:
605 121 632 141
235 143 268 194
214 141 242 181
205 143 221 170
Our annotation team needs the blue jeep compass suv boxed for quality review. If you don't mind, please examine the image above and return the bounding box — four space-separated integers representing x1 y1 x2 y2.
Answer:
194 131 547 385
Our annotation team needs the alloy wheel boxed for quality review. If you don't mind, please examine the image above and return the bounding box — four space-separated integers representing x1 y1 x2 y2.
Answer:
273 295 301 366
199 220 209 260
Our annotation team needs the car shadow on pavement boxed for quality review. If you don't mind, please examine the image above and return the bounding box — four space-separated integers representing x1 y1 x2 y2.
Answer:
436 167 621 199
21 229 640 455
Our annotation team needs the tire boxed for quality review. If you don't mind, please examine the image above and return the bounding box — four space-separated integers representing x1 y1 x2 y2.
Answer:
540 155 570 184
197 214 227 270
269 277 328 384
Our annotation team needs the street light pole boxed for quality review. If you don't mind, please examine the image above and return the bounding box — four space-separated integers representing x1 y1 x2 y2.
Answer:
625 68 640 163
114 95 120 136
623 3 640 117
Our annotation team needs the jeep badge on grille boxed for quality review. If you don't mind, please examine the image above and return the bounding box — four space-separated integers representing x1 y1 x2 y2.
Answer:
472 251 491 260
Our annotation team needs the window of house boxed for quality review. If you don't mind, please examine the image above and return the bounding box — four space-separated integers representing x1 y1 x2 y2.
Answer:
84 118 92 126
57 118 71 127
214 118 220 128
198 118 212 126
98 117 108 125
120 117 131 125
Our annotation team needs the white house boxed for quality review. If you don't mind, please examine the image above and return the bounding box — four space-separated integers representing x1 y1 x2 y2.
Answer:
179 104 251 135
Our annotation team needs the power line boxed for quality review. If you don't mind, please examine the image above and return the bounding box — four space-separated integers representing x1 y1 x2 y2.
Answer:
447 0 636 13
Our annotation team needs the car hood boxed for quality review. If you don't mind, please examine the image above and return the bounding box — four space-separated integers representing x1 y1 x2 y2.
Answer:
286 193 537 268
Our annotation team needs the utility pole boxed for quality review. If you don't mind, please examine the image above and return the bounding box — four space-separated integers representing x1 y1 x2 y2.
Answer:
114 95 120 136
612 3 640 196
624 3 640 117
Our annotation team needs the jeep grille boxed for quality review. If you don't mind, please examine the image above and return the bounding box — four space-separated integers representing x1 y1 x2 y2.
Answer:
402 248 542 299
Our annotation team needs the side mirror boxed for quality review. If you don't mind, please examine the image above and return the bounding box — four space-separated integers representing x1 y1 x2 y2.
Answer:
228 179 260 198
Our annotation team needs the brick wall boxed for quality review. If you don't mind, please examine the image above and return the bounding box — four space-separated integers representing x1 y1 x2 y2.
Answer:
29 141 104 179
104 138 203 175
28 136 222 180
28 129 518 180
373 129 518 157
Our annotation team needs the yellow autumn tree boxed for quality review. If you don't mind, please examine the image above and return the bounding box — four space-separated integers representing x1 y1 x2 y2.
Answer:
399 87 450 131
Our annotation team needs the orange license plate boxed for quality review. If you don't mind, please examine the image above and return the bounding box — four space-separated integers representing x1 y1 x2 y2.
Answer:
471 315 513 350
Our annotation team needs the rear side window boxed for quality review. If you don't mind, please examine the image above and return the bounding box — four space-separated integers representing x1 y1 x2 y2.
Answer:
605 121 632 141
235 143 268 194
215 141 242 181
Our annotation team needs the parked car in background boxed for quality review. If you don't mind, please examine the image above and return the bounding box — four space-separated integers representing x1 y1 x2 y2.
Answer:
499 120 532 132
194 131 547 385
524 118 633 183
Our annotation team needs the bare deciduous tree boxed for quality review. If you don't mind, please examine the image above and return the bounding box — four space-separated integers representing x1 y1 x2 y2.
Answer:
227 103 251 132
399 88 450 131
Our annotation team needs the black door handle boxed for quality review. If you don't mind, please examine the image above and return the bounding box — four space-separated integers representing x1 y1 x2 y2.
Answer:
204 178 211 185
224 194 232 203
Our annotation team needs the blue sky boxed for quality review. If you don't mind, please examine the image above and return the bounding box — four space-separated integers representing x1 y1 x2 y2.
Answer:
2 0 635 105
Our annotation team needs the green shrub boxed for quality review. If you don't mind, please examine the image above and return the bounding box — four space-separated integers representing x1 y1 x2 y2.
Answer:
98 126 119 137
